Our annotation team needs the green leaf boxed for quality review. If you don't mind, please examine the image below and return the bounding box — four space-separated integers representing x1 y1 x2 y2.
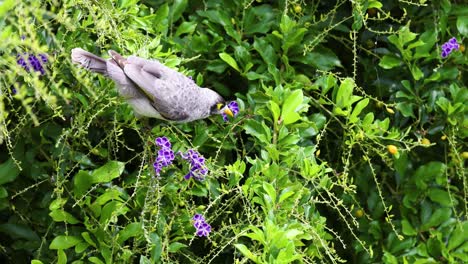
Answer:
0 158 20 185
170 0 188 23
253 37 278 66
75 241 89 253
401 219 417 236
31 260 44 264
448 222 468 250
234 244 260 262
74 161 125 196
117 222 143 244
0 0 15 17
428 188 452 206
281 89 303 125
88 257 105 264
457 16 468 36
168 242 188 253
421 208 451 230
269 101 281 123
49 235 82 250
81 232 97 248
335 78 354 109
349 98 370 123
0 187 7 199
49 209 80 224
93 161 125 182
368 0 383 8
244 120 271 144
410 64 424 80
379 55 402 69
57 249 67 264
175 21 197 36
219 53 240 72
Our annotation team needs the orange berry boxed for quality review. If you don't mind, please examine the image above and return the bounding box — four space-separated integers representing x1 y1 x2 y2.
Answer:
387 145 398 155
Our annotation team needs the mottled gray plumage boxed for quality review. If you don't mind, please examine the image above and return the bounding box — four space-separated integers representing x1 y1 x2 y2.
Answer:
71 48 231 122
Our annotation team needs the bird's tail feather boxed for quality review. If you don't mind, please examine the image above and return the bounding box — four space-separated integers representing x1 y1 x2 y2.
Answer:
71 48 107 74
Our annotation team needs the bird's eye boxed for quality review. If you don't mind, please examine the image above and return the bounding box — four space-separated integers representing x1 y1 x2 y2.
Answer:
216 103 224 110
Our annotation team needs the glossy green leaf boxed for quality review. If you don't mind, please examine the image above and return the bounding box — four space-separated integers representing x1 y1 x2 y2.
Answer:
281 89 303 125
0 158 20 185
379 55 402 69
349 98 369 123
170 0 188 23
428 188 452 206
49 209 80 224
175 21 197 36
219 53 240 72
234 243 260 262
335 78 354 109
457 16 468 36
49 236 82 250
401 219 417 236
117 222 142 244
168 242 188 253
57 249 67 264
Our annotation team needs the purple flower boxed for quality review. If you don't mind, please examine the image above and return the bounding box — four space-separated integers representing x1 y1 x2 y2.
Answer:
153 136 175 176
222 101 240 121
16 53 48 75
180 149 208 180
441 37 460 58
192 214 211 237
196 222 212 237
155 136 171 149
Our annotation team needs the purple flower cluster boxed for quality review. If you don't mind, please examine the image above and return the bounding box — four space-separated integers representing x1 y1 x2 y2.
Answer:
192 214 211 237
180 149 208 180
441 37 460 58
16 53 48 75
222 101 240 121
153 137 175 176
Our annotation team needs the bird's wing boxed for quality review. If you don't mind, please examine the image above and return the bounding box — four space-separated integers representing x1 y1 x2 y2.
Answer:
123 60 190 121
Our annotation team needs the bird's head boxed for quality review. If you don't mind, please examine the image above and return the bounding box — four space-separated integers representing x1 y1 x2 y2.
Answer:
210 101 234 118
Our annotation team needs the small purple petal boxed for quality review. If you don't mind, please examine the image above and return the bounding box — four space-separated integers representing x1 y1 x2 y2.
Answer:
39 53 48 63
192 214 205 222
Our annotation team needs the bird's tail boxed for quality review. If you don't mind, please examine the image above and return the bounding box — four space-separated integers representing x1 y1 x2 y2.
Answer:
71 48 107 74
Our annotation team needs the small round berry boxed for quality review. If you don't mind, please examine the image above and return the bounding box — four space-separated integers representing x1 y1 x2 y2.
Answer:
355 209 364 218
294 5 302 13
462 152 468 159
421 138 431 146
387 145 398 155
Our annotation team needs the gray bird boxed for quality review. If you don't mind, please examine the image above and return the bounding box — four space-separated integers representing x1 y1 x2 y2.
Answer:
71 48 233 122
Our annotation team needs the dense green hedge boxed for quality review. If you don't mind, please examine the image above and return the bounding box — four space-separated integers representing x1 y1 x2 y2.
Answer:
0 0 467 263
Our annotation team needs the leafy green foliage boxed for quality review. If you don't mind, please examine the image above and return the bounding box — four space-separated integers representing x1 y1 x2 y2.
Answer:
0 0 467 263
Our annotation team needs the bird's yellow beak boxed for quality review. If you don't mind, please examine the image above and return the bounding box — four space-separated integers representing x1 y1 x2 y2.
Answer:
224 107 234 117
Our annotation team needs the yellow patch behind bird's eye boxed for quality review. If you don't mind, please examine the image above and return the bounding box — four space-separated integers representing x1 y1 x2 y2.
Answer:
217 103 224 110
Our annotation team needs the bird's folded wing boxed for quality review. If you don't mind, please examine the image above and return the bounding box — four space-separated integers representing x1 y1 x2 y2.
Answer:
124 63 189 121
